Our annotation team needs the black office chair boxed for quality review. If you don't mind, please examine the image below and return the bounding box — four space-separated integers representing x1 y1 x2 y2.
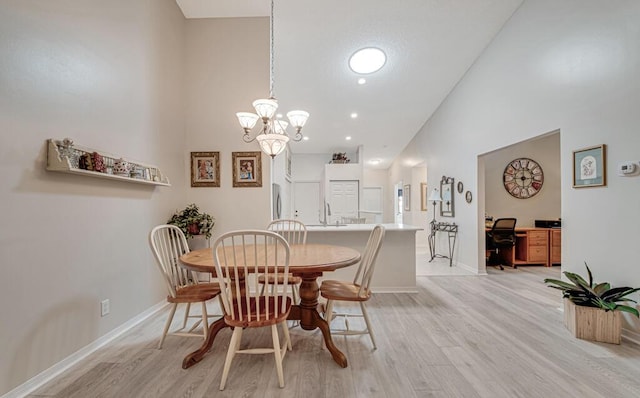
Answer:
486 218 517 270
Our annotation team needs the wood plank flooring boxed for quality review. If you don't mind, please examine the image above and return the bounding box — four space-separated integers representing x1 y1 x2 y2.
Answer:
28 267 640 397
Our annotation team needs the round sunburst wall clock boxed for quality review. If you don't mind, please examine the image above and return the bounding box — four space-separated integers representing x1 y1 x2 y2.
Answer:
503 158 544 199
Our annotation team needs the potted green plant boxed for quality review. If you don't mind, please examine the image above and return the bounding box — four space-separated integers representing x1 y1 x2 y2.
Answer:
544 263 639 344
167 203 215 239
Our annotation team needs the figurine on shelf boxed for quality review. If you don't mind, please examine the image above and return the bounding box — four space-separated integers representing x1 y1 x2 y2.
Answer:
91 152 106 173
130 166 144 179
79 153 94 170
113 158 131 176
57 138 74 157
57 138 80 168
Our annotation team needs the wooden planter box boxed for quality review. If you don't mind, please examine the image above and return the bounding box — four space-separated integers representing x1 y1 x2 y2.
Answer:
563 299 621 344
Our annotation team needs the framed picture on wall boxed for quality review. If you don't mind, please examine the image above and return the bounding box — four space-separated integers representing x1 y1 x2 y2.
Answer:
232 151 262 187
573 144 606 188
420 182 428 211
403 184 411 211
190 151 220 187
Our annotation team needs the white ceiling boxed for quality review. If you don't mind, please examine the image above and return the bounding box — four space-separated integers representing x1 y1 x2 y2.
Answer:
176 0 523 168
176 0 269 18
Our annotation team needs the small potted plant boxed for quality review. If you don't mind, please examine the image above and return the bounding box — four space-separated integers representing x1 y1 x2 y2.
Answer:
167 203 215 239
544 263 639 344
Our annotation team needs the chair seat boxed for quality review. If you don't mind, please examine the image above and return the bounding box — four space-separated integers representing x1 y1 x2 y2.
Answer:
492 236 515 246
224 296 292 328
320 280 370 302
257 273 302 285
168 282 221 304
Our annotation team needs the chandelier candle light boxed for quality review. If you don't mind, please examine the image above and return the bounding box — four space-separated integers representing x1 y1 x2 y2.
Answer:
236 0 309 158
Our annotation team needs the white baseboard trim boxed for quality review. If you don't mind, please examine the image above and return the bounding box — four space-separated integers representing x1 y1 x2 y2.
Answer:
456 261 483 275
2 301 168 398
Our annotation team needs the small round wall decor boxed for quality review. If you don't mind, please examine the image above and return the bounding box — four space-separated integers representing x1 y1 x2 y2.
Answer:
457 181 464 193
503 158 544 199
465 190 472 203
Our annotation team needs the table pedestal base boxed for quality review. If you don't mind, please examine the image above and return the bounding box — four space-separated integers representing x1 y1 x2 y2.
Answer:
182 274 347 369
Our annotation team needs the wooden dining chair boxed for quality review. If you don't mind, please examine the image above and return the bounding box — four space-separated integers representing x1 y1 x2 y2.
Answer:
258 219 307 304
213 230 293 390
320 225 385 349
148 225 221 349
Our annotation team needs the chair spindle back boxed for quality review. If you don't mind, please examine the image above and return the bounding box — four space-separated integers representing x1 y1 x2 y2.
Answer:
352 225 385 297
213 230 291 323
149 225 196 298
267 219 307 245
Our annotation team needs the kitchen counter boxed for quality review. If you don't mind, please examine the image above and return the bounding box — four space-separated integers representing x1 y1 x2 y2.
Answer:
306 223 422 292
306 223 422 232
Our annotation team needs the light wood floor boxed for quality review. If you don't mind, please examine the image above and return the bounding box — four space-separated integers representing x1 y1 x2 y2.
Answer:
29 267 640 398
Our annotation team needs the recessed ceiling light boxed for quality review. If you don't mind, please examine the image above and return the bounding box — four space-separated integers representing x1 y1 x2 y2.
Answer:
303 136 310 141
350 113 358 119
370 159 380 165
358 78 366 85
345 136 352 140
349 47 386 74
276 113 283 119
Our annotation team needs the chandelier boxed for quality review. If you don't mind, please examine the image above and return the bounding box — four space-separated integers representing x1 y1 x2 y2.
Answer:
236 0 309 158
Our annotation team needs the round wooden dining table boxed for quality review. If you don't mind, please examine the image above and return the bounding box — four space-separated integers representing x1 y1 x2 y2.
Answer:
179 243 361 369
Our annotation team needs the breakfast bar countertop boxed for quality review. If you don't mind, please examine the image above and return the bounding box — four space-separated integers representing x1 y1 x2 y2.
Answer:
306 223 423 232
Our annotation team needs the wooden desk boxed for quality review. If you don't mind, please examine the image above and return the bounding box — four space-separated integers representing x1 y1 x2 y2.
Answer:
549 229 562 265
487 227 561 267
179 243 361 369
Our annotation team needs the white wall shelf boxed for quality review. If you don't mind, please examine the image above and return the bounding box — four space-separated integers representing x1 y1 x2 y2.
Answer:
46 138 171 186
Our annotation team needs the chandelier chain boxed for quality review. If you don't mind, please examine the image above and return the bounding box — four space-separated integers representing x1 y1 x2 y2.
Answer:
269 0 274 99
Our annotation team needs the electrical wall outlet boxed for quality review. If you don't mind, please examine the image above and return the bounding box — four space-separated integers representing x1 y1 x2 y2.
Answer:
100 299 110 317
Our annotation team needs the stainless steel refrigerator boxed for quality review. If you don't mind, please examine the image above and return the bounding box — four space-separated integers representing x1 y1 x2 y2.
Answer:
272 183 282 220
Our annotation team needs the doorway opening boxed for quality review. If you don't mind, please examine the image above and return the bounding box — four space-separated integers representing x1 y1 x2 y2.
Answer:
479 129 561 274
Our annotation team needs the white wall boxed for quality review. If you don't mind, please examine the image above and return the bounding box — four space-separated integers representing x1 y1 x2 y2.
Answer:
0 0 186 394
363 168 389 223
391 0 640 331
325 163 362 181
292 153 326 181
483 132 561 227
184 17 271 236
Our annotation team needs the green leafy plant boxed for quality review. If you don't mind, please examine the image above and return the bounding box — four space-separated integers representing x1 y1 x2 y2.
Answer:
544 263 639 317
167 203 214 239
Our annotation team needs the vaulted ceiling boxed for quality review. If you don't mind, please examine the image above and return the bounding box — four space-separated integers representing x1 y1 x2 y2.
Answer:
176 0 523 168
